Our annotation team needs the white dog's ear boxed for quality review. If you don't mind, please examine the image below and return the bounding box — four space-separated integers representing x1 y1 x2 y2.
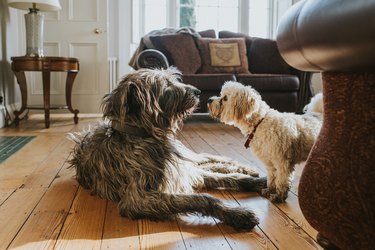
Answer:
233 90 254 120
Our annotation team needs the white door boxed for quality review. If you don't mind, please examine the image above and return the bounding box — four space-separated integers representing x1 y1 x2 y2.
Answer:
27 0 108 113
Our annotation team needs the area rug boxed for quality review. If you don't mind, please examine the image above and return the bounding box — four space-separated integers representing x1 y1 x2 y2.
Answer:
0 136 35 164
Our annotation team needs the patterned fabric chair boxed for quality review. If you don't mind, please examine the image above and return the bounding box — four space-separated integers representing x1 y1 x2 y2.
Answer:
276 0 375 249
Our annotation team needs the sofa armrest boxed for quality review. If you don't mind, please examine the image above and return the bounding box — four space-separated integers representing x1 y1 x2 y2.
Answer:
291 69 313 113
136 49 169 69
249 37 314 113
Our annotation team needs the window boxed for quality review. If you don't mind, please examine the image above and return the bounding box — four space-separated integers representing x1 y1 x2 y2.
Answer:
180 0 239 32
132 0 167 42
180 0 196 27
249 0 270 38
131 0 275 45
144 0 167 34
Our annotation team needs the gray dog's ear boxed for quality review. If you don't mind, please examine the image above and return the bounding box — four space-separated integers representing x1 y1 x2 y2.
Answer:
102 80 137 120
102 92 123 121
126 82 144 115
126 80 162 118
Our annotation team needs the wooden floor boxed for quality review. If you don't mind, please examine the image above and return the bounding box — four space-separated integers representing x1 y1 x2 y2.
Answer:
0 113 322 250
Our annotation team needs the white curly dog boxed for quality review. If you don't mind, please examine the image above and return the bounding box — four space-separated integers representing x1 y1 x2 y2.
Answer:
207 81 323 202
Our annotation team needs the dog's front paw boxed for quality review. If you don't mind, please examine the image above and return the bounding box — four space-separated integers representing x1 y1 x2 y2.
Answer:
238 176 267 192
269 192 288 203
236 165 259 177
222 208 259 231
261 188 271 198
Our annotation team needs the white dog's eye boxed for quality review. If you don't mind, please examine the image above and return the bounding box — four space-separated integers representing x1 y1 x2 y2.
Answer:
223 96 228 101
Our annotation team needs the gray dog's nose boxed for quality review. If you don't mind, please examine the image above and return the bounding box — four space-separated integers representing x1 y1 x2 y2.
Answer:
193 88 201 96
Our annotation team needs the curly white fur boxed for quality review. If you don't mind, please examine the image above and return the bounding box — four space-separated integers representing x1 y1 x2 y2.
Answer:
208 81 323 202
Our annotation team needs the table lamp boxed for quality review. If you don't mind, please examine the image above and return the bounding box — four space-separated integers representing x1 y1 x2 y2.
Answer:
8 0 62 57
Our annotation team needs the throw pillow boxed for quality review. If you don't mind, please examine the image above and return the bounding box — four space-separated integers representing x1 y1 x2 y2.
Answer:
219 30 254 60
198 29 216 38
219 31 291 74
196 37 250 74
149 33 202 74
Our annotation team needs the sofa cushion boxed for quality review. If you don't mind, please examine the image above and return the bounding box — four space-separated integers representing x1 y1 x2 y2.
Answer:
182 74 236 91
199 29 216 38
236 74 299 91
149 33 201 74
219 31 292 74
250 38 291 74
219 30 253 60
259 92 298 113
236 74 299 112
196 37 250 74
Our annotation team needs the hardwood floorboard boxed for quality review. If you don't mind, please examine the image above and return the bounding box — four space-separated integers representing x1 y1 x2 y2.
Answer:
0 188 16 205
101 201 141 249
0 135 64 190
0 187 46 249
0 113 321 249
138 219 185 249
8 166 79 250
54 187 107 250
214 191 278 250
198 122 318 238
177 217 231 250
183 121 320 249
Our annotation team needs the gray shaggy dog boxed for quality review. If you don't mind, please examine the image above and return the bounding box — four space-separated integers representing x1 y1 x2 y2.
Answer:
69 68 267 231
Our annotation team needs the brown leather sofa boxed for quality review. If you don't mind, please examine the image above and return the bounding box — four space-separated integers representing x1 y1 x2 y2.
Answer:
276 0 375 249
133 30 313 113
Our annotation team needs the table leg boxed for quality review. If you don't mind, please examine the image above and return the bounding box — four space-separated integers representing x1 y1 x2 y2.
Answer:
13 71 28 127
42 71 51 128
66 71 79 124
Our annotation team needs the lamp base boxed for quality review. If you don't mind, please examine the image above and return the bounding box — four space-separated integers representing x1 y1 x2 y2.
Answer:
24 10 44 57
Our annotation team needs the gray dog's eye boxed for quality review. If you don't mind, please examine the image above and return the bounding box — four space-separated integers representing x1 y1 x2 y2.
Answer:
223 96 228 101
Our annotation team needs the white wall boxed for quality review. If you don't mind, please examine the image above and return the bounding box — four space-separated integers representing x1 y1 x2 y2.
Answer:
0 1 22 127
108 0 132 78
108 0 118 58
117 0 132 77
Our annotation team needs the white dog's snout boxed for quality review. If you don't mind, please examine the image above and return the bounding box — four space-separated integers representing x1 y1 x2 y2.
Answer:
207 96 219 104
207 97 214 104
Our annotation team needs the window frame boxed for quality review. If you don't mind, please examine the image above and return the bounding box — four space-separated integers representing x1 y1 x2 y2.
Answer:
131 0 277 44
119 0 292 76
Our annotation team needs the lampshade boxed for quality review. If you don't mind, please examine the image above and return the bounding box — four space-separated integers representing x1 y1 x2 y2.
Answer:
8 0 61 57
8 0 61 12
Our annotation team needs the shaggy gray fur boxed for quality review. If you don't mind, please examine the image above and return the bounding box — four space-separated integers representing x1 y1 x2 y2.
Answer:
69 68 266 231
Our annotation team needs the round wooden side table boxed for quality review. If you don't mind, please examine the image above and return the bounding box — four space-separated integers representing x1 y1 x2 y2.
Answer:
11 56 80 128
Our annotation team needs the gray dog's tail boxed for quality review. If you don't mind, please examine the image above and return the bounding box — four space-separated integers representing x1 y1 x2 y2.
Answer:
67 124 95 149
67 132 82 145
